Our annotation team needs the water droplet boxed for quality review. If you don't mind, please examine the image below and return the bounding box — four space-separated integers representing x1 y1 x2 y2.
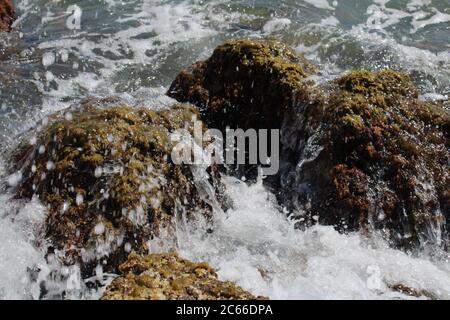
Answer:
94 167 103 178
62 202 70 212
7 172 22 187
46 161 55 171
60 50 69 62
42 52 55 68
76 194 84 206
94 223 105 235
30 136 37 145
45 71 55 82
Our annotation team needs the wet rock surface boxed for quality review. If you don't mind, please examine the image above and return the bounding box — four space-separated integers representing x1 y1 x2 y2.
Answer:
170 39 450 249
280 70 449 248
0 0 14 32
168 39 316 131
6 97 222 277
102 252 266 300
168 39 317 180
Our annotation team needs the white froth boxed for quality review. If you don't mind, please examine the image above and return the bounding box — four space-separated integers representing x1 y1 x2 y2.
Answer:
152 177 450 300
302 0 335 11
0 196 47 299
263 18 292 33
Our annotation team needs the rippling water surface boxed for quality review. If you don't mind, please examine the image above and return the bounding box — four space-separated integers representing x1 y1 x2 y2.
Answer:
0 0 449 299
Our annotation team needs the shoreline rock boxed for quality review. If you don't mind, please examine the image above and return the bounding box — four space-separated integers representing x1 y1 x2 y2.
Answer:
102 252 267 300
6 97 225 277
168 39 317 180
279 70 449 248
169 39 450 249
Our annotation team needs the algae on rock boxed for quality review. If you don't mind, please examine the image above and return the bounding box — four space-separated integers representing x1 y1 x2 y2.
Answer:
169 39 449 249
280 69 449 248
102 252 267 300
168 39 316 131
6 97 223 276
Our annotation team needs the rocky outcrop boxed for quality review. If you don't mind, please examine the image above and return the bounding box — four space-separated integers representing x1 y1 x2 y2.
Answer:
0 0 15 32
169 40 450 249
6 97 224 277
102 252 266 300
168 39 316 131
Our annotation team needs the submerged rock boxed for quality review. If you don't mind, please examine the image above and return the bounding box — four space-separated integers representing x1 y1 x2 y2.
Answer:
102 252 266 300
169 39 450 249
6 98 223 276
0 0 14 32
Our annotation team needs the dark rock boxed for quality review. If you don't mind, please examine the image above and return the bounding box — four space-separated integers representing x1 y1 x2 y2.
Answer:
168 39 316 131
102 252 267 300
169 39 450 249
388 283 435 299
6 97 225 276
281 70 449 249
168 39 317 180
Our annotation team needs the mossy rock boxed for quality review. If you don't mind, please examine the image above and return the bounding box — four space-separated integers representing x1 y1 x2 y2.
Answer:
168 39 317 131
6 97 224 276
101 252 267 300
168 39 317 180
0 0 14 32
168 39 449 249
280 70 449 248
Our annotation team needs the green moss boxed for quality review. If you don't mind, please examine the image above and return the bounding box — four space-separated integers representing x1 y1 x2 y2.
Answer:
102 252 267 300
9 98 216 275
337 69 418 98
396 136 422 157
325 70 446 162
341 114 364 131
212 39 316 80
168 39 317 131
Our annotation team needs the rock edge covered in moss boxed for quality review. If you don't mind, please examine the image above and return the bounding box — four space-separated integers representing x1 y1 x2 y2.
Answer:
102 252 267 300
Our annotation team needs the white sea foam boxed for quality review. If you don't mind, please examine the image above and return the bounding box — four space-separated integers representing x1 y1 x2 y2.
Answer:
0 196 47 300
152 177 450 300
263 18 292 33
302 0 335 11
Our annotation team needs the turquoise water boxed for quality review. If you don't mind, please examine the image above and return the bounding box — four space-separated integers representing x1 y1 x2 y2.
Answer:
0 0 449 299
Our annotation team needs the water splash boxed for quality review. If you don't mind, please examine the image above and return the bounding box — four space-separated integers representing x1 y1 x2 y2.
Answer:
152 176 450 300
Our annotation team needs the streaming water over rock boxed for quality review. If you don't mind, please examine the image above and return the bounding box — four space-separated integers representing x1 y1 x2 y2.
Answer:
0 0 449 300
